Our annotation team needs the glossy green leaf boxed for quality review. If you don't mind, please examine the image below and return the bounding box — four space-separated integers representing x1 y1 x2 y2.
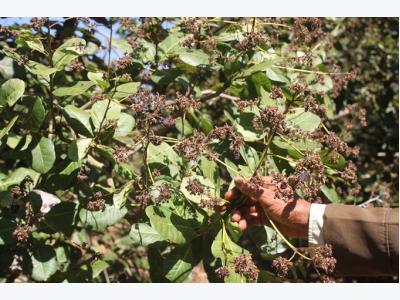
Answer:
179 50 209 66
90 99 122 130
0 78 25 106
0 167 40 192
266 67 288 83
114 112 135 137
62 105 93 137
145 206 195 244
52 38 86 68
79 204 127 230
31 244 59 281
111 82 141 99
164 244 196 282
129 223 162 246
286 108 321 132
26 61 58 76
53 81 95 97
180 175 216 204
0 116 18 142
67 138 92 161
31 137 56 174
26 97 45 131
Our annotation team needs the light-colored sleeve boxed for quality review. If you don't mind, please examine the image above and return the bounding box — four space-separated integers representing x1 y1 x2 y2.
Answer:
308 203 327 246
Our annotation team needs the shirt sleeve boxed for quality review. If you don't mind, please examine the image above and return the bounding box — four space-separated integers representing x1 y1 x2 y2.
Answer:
308 203 327 246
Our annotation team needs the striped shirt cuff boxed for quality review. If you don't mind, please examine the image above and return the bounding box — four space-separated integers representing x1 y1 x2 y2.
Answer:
308 203 327 246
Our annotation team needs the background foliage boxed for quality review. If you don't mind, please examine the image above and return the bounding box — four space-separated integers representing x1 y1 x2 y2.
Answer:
0 17 398 283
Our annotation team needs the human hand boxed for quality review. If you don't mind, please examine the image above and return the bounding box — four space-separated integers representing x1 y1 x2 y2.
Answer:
224 176 311 239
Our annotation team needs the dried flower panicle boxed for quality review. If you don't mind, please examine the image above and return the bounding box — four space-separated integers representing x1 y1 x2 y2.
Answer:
271 174 295 202
233 254 259 283
210 125 244 160
115 54 134 69
185 179 205 196
215 266 230 279
153 184 172 205
10 185 25 200
235 32 267 52
176 130 214 161
86 191 106 211
272 256 293 279
313 244 337 275
292 18 326 46
170 93 199 117
253 107 286 132
182 18 200 34
13 224 32 243
270 86 284 99
113 146 134 163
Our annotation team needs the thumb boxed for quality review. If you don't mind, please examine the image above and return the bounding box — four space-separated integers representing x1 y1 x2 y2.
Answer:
234 177 265 201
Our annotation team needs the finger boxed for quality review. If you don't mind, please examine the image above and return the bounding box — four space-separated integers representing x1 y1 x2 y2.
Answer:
231 209 242 222
224 187 241 202
238 219 248 231
234 178 264 200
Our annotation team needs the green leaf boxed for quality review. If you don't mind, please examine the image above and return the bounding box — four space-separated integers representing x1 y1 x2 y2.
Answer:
239 145 259 172
114 112 135 137
179 50 209 66
0 78 25 106
112 38 133 54
180 175 216 204
159 33 184 57
25 39 46 54
87 72 109 89
286 108 321 132
67 138 92 161
164 244 196 282
31 137 56 174
90 99 122 130
321 184 341 203
0 167 40 192
91 260 109 279
26 97 45 131
211 227 248 264
239 60 273 78
0 116 18 142
145 206 196 244
31 244 59 281
113 181 133 208
62 105 93 137
0 218 16 245
147 142 181 166
26 61 58 76
175 117 193 136
320 149 346 169
266 67 288 83
42 202 77 234
200 156 219 188
248 225 287 258
0 56 14 79
129 223 162 246
79 204 127 230
53 81 95 97
111 82 141 99
52 38 86 68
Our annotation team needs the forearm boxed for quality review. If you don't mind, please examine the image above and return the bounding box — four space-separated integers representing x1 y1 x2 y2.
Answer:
319 204 399 277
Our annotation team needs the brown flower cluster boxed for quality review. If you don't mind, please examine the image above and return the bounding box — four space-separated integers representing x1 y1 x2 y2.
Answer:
199 196 221 210
313 244 337 275
292 151 326 201
271 174 295 202
304 95 326 117
331 69 358 98
312 131 360 159
86 191 106 211
272 256 293 279
115 54 134 69
182 18 200 34
185 179 205 195
113 146 134 163
215 266 230 279
236 99 256 111
235 32 267 52
210 125 244 160
13 224 32 243
233 254 259 283
341 161 358 184
270 86 284 99
154 184 172 205
170 93 199 118
29 17 48 32
292 18 326 46
253 107 286 132
176 130 214 161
